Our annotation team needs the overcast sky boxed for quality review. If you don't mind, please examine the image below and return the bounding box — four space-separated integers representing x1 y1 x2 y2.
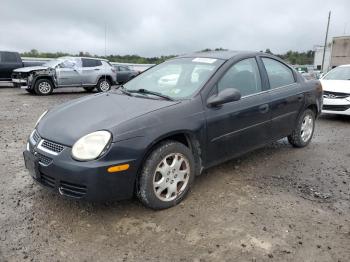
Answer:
0 0 349 57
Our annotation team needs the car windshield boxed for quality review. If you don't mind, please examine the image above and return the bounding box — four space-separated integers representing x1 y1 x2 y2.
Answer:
123 57 224 99
323 66 350 80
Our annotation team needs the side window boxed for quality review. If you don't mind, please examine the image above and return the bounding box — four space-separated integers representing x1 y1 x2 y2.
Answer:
1 52 19 63
119 66 129 71
82 59 99 67
218 58 262 97
262 58 295 89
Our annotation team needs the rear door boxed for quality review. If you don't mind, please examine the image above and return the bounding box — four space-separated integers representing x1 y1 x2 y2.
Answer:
205 57 271 165
81 59 102 85
0 52 22 80
259 57 304 140
117 66 131 83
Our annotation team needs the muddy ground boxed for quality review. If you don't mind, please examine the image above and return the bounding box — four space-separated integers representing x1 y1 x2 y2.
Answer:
0 87 349 262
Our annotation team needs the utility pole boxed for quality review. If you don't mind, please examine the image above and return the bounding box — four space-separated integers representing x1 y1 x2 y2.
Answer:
321 11 331 72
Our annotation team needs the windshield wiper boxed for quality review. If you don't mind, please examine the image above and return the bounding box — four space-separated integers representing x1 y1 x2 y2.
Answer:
128 89 175 101
118 85 133 96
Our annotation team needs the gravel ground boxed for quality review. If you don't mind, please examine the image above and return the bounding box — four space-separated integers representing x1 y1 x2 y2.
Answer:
0 87 349 262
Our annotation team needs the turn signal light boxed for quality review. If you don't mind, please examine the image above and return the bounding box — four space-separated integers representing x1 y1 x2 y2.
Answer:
107 164 130 173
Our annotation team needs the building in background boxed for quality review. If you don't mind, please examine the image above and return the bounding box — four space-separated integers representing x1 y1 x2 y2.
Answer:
314 35 350 72
313 45 331 71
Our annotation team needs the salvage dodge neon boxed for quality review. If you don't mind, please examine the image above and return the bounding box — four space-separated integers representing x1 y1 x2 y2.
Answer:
24 51 323 209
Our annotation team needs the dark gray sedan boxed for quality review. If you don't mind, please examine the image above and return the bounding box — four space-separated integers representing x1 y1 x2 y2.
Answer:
114 64 139 84
23 51 323 209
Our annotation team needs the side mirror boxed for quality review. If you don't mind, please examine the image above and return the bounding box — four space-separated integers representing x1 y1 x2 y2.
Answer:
207 88 241 107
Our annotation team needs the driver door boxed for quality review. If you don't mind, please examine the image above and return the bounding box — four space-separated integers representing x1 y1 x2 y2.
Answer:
56 58 82 86
205 57 271 165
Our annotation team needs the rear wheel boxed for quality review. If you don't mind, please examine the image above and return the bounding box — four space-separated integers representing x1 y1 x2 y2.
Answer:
137 141 195 210
96 78 111 92
288 109 315 147
34 79 53 95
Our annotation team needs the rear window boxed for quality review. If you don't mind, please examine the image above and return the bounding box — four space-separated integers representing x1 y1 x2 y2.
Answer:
1 52 20 63
262 58 295 89
82 59 102 67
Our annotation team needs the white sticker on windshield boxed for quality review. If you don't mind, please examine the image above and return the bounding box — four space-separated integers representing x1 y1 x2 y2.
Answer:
192 58 217 64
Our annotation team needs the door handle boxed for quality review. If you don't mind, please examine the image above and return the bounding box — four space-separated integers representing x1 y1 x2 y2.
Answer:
94 68 100 71
297 94 304 101
259 104 269 114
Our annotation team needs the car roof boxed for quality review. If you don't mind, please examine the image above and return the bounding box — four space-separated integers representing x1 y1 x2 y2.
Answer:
178 50 262 60
58 56 108 62
338 64 350 67
79 56 109 62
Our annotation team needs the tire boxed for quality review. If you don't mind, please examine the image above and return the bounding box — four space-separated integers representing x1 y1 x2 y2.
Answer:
96 78 111 92
83 86 95 92
34 79 53 95
288 109 315 148
138 140 195 210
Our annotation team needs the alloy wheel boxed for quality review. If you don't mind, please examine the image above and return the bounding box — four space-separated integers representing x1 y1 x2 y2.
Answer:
38 81 51 94
99 80 110 92
153 153 190 202
300 114 313 142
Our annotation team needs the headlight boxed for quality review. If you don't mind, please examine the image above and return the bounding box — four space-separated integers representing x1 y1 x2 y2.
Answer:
71 131 112 161
35 110 48 127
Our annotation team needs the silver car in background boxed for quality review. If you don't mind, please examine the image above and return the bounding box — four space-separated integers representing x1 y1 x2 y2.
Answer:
12 56 117 95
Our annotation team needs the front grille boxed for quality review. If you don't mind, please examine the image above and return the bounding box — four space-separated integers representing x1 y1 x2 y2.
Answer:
40 140 65 154
37 153 52 166
323 104 350 111
323 91 350 99
59 181 87 198
41 174 55 188
32 130 40 143
11 72 27 79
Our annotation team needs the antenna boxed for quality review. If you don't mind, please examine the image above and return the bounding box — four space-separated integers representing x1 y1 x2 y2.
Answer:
104 23 107 83
104 22 107 58
321 11 331 72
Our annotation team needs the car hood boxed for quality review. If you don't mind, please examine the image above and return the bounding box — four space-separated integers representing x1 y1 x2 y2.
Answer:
14 66 48 73
37 92 179 146
320 80 350 93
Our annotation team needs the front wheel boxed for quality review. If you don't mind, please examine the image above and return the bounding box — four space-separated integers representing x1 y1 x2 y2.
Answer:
96 78 111 92
288 109 315 148
34 79 53 95
137 141 195 210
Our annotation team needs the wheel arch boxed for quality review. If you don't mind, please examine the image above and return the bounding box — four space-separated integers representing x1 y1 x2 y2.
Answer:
32 75 56 88
97 75 113 84
306 104 318 117
134 131 203 194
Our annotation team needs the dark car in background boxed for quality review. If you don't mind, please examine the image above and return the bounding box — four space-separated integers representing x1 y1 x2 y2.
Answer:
23 51 323 209
0 51 44 82
113 64 139 84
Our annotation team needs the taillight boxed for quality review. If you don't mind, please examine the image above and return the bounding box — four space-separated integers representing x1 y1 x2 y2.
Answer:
111 68 116 73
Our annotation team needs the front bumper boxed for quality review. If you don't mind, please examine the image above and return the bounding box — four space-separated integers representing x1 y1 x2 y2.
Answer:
23 131 142 201
12 78 29 89
322 97 350 116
